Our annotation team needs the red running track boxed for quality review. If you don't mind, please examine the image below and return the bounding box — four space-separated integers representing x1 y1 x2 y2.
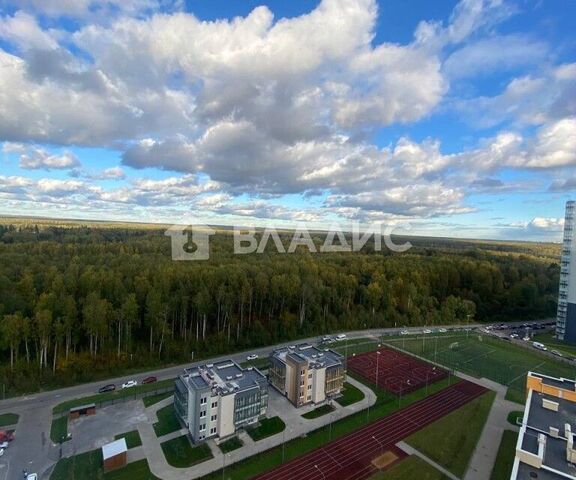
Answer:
252 380 487 480
347 347 447 395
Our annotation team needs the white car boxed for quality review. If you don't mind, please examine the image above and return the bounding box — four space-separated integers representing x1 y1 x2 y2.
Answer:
0 448 4 456
510 333 519 339
122 380 138 389
336 334 347 340
0 442 8 449
400 330 409 335
438 328 447 333
551 350 563 357
27 475 38 480
246 354 259 361
423 329 432 334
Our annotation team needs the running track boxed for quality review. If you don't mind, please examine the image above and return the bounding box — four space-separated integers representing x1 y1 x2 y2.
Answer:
252 380 487 480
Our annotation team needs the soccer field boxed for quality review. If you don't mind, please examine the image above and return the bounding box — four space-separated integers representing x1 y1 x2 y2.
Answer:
383 333 576 403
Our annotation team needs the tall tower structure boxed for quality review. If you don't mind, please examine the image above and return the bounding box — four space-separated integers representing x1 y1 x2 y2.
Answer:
557 201 576 343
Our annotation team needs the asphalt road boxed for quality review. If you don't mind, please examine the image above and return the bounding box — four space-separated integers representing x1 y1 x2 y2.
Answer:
0 319 553 479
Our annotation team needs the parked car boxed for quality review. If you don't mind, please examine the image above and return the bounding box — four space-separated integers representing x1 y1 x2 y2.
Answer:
422 329 432 334
246 354 259 361
122 380 138 389
551 350 563 357
400 330 409 335
0 448 4 456
510 333 519 339
98 384 116 394
26 475 38 480
532 342 547 351
336 334 347 340
322 336 332 343
438 328 447 333
0 441 8 449
142 376 157 384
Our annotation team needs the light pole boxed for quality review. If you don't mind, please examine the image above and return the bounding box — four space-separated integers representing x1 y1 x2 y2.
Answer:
315 464 326 480
375 350 382 389
372 435 383 455
222 453 226 480
466 314 471 339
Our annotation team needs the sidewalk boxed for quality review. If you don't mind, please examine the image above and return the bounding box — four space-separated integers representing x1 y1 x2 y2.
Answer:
396 441 460 480
138 375 376 480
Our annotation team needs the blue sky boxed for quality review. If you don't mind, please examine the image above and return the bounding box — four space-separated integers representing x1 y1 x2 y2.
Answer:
0 0 575 241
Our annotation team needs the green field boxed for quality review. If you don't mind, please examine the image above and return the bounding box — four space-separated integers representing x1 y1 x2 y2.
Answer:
406 391 496 477
153 404 182 437
50 415 69 443
114 430 142 449
218 436 243 453
50 450 160 480
143 391 173 407
247 416 286 441
532 333 576 357
370 456 448 480
0 413 19 427
490 430 519 480
301 404 335 419
161 435 213 468
336 382 365 407
383 333 575 403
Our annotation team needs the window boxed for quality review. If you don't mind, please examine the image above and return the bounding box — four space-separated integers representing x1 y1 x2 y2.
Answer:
210 427 217 435
200 411 206 418
211 414 218 421
308 373 312 379
308 384 312 390
301 369 305 375
211 401 218 409
307 395 312 401
300 380 305 386
199 424 206 431
200 397 207 405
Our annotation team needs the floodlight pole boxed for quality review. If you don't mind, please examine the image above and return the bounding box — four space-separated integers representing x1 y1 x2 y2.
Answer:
315 464 326 480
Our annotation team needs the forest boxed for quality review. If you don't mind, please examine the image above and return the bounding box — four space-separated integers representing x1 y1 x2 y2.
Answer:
0 219 561 395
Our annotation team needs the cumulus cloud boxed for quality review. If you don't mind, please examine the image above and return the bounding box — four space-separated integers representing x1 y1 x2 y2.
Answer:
18 146 80 170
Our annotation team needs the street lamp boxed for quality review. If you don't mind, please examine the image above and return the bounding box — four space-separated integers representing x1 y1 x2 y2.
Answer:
372 435 383 454
315 464 326 480
375 351 382 389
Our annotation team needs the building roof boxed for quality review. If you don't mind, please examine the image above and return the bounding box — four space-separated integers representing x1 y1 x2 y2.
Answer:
102 438 127 460
271 343 343 369
181 359 266 396
511 372 576 480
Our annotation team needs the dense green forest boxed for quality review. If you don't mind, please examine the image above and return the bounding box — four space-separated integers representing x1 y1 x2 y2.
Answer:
0 219 561 395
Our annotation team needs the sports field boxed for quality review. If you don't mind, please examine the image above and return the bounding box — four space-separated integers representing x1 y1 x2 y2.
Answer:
383 332 576 403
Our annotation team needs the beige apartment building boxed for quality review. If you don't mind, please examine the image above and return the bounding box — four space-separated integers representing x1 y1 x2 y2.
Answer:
269 344 345 407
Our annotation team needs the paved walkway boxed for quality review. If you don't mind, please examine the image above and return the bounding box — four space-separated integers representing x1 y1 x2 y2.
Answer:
138 375 377 480
462 377 521 480
396 441 460 480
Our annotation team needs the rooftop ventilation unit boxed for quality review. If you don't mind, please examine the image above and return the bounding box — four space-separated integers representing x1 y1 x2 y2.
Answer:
235 373 242 378
226 376 233 381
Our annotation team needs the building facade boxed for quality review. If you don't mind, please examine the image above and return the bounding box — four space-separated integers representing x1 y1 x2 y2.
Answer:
269 344 345 407
557 200 576 344
174 360 268 443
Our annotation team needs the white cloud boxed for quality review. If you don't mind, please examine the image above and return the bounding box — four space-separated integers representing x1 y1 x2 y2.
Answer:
19 147 80 170
0 11 59 50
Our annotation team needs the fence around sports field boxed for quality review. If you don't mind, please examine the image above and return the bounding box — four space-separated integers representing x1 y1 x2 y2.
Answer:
381 332 576 403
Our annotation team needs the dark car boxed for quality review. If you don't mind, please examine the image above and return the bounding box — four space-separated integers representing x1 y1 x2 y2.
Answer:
142 376 157 384
98 384 116 393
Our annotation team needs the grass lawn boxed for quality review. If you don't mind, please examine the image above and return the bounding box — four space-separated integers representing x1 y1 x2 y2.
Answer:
143 391 173 408
198 375 455 480
218 436 243 453
52 379 175 415
153 404 181 437
406 390 496 477
50 450 160 480
383 332 575 404
490 430 519 480
301 404 335 419
370 456 448 480
50 415 69 443
0 413 19 427
105 459 161 480
507 411 523 426
247 416 286 441
161 435 213 468
114 430 142 449
239 357 270 370
336 381 365 407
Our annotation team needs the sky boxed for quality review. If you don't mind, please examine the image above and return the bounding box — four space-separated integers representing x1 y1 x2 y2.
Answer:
0 0 575 241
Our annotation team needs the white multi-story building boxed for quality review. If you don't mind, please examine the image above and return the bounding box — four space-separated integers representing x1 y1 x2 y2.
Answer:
174 360 268 443
269 343 345 408
557 201 576 344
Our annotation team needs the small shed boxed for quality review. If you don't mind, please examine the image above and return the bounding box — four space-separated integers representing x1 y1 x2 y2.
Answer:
102 438 127 472
69 403 96 419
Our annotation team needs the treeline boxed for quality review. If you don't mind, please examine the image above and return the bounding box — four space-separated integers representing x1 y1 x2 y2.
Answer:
0 223 561 394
